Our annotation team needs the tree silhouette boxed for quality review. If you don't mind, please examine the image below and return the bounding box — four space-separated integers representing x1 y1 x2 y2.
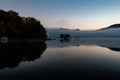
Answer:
60 33 71 39
59 33 71 43
0 10 47 40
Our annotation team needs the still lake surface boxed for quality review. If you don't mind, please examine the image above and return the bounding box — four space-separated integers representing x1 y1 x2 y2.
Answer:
0 38 120 79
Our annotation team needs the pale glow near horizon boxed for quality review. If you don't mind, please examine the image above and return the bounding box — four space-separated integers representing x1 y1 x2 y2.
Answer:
1 0 120 30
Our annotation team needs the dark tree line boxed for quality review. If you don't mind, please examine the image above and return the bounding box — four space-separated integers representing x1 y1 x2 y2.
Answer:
59 34 71 43
60 33 71 39
0 10 47 40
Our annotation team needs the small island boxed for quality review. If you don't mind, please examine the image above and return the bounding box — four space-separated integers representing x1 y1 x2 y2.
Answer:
0 10 47 40
59 33 71 43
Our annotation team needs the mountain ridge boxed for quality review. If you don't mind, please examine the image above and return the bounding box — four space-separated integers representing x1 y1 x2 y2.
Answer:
46 23 120 38
99 24 120 30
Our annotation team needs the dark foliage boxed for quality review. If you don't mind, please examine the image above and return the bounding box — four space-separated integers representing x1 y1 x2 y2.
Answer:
0 10 47 40
59 33 71 43
0 41 47 69
60 33 71 39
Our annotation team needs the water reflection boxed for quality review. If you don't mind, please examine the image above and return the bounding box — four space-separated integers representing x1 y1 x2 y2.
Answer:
60 38 70 43
101 46 120 52
0 40 46 69
109 47 120 52
1 38 120 79
47 38 120 52
0 38 118 69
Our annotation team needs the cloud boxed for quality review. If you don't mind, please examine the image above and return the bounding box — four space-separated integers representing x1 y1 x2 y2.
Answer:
56 19 71 27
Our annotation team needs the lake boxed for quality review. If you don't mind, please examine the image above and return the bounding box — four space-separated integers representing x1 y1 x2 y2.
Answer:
0 38 120 80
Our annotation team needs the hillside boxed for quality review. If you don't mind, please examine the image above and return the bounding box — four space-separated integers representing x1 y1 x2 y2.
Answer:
100 24 120 30
46 24 120 38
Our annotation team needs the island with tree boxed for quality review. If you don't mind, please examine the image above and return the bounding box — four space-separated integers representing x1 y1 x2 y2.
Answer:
0 10 47 40
59 33 71 43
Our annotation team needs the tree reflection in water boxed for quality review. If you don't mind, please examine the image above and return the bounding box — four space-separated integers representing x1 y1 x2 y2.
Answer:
0 40 46 69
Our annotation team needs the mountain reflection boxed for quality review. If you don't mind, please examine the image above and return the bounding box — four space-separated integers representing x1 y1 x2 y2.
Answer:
47 38 120 52
107 47 120 52
0 40 46 69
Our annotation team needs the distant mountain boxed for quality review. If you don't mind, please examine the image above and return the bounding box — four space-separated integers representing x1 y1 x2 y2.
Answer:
46 24 120 38
100 24 120 30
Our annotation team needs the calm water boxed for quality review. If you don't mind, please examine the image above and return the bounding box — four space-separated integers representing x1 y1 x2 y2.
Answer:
0 38 120 80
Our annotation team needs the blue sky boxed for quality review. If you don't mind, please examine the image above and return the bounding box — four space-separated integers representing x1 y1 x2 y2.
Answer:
0 0 120 30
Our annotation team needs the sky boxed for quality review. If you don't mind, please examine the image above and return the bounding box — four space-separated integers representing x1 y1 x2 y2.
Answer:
0 0 120 30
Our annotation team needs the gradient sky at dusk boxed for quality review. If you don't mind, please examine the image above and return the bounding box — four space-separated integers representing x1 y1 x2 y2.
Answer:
1 0 120 30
